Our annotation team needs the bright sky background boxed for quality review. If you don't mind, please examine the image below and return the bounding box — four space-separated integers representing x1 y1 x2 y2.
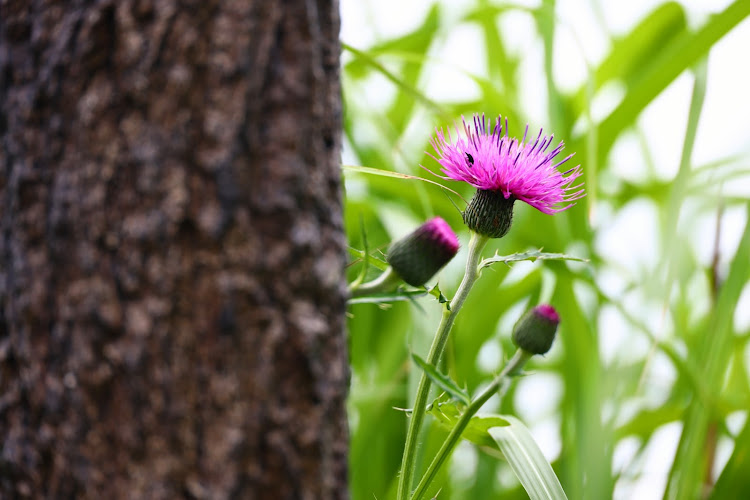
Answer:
340 1 750 498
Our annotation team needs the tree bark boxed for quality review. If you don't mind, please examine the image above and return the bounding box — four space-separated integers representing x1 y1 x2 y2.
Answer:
0 1 348 498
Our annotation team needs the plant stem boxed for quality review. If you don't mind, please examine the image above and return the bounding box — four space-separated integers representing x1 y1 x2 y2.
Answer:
412 349 531 500
397 231 489 500
349 267 401 297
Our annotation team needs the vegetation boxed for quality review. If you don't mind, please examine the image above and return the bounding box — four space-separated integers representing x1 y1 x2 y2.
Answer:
342 1 750 499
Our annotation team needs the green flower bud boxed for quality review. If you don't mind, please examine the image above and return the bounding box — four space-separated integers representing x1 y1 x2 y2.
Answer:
386 217 460 287
512 304 560 355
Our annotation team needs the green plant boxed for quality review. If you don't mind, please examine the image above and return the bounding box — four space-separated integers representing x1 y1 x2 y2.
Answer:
343 2 750 498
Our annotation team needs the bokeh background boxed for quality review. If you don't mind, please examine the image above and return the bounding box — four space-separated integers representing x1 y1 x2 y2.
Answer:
340 1 750 498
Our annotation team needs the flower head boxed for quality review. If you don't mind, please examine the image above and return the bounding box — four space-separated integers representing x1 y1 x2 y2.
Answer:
386 217 460 287
430 114 584 216
512 304 560 355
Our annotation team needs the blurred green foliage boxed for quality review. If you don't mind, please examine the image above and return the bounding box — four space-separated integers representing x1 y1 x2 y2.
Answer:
342 1 750 498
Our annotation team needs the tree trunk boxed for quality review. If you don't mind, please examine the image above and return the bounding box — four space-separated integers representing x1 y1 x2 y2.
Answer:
0 1 348 498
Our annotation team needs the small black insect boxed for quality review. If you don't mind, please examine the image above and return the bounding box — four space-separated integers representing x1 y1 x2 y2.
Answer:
465 152 474 166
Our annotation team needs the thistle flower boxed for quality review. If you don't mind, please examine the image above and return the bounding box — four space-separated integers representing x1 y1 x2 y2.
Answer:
386 217 460 287
430 114 584 238
512 304 560 355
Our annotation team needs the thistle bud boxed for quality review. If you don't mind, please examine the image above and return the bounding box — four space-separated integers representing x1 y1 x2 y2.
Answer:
463 189 515 239
512 304 560 355
386 217 460 287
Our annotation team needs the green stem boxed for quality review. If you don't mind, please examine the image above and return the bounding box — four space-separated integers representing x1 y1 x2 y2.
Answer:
397 231 489 500
349 267 401 297
412 349 532 500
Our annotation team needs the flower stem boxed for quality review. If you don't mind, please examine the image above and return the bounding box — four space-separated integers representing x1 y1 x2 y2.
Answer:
397 231 489 500
349 267 401 297
411 348 531 500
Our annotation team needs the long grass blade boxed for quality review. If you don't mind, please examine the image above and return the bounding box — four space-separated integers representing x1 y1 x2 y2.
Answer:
489 416 568 500
664 203 750 500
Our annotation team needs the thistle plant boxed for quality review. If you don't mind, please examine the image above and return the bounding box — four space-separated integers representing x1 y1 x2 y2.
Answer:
350 113 584 500
345 5 749 498
410 305 561 500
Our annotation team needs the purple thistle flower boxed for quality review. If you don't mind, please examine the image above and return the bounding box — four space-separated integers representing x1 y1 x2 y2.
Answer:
429 114 585 216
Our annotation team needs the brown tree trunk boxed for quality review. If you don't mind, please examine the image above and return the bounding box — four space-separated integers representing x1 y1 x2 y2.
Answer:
0 1 348 498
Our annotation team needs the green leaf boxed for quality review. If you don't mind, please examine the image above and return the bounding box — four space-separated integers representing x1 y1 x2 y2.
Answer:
343 4 440 79
614 403 686 441
425 398 567 498
464 1 522 108
412 355 470 405
350 214 372 289
660 60 708 286
488 416 569 500
427 283 450 309
595 0 750 168
665 202 750 500
347 247 389 272
347 289 428 305
554 276 613 499
341 40 451 122
709 418 750 499
570 2 687 113
724 346 750 406
427 396 509 448
479 249 588 270
342 164 465 201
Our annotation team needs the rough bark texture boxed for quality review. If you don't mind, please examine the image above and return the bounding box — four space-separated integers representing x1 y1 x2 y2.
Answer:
0 0 348 498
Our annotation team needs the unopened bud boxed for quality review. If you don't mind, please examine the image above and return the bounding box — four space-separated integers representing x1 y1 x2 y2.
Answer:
386 217 460 287
512 304 560 355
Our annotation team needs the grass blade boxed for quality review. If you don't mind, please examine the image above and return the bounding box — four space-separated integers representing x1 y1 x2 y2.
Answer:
489 416 568 500
664 202 750 500
342 164 464 200
709 419 750 499
570 2 686 113
596 0 750 168
341 41 451 122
